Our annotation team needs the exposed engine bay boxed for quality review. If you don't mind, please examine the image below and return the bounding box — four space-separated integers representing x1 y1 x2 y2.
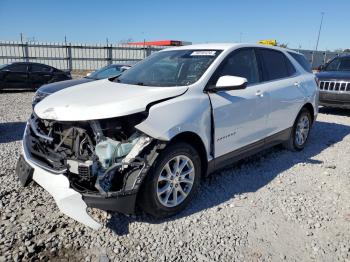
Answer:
25 112 163 197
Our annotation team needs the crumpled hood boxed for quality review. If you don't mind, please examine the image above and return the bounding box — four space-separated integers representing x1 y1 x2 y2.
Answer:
34 79 188 121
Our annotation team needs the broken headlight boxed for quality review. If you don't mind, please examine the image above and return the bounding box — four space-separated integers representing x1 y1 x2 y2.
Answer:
32 91 50 108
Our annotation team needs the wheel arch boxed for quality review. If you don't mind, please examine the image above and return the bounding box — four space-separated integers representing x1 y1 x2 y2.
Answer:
302 102 315 123
168 131 209 177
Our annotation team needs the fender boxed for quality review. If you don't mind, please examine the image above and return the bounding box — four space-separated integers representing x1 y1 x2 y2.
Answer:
136 93 213 161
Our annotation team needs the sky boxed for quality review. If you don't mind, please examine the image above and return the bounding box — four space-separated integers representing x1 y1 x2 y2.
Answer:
0 0 348 51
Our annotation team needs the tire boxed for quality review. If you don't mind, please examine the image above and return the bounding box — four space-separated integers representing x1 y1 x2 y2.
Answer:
283 108 312 151
139 142 201 218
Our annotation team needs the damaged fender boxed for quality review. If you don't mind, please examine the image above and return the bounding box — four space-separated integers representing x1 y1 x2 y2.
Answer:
136 93 212 160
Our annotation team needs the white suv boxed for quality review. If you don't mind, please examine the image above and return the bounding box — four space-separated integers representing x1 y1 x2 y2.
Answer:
16 43 318 229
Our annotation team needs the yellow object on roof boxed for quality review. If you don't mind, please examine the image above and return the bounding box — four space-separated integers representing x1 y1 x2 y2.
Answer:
259 40 277 46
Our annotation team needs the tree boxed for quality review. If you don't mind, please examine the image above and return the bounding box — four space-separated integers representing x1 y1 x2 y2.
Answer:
334 48 344 53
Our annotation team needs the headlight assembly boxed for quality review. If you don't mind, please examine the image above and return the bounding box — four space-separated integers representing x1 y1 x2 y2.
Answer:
32 91 49 107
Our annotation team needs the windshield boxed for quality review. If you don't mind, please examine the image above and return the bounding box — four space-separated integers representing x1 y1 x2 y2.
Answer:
325 57 350 71
116 50 221 87
87 65 123 80
0 64 8 70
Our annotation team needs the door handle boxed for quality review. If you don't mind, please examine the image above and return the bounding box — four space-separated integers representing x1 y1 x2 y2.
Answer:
294 82 301 87
255 90 264 97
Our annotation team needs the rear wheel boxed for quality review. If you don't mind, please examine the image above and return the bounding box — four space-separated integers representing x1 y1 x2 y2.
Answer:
283 108 312 151
139 142 201 218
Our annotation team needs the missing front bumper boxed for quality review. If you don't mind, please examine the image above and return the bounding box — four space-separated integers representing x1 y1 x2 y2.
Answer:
18 145 141 229
19 153 102 230
19 120 166 229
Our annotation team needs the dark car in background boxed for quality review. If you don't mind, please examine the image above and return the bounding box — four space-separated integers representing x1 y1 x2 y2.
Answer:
32 64 131 106
317 55 350 109
0 62 71 91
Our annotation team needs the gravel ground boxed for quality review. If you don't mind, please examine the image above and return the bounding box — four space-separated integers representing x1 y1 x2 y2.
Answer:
0 91 349 262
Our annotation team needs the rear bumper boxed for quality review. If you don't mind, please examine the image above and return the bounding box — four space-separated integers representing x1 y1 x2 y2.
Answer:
319 91 350 109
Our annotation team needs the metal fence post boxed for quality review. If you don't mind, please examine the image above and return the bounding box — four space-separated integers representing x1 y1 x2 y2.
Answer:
146 46 152 57
107 44 112 65
66 43 72 71
23 42 29 62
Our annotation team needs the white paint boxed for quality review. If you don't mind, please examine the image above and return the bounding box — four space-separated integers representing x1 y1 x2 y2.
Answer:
216 75 248 88
32 170 101 230
34 79 188 121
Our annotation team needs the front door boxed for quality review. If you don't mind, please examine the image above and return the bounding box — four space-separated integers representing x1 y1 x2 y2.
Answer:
207 48 270 158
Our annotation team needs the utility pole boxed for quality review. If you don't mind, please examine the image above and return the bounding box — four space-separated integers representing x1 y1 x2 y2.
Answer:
315 12 324 51
312 12 324 68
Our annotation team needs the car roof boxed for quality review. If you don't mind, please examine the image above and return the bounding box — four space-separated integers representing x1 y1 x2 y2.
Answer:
162 43 296 53
110 64 132 67
9 61 53 67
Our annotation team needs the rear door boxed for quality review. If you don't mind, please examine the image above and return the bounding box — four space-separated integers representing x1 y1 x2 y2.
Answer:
208 48 270 157
2 63 29 89
255 48 305 135
29 64 54 89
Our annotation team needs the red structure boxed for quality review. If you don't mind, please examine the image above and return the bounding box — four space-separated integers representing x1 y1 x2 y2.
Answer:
127 40 191 46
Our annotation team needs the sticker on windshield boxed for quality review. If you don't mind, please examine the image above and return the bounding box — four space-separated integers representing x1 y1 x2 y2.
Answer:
190 51 216 56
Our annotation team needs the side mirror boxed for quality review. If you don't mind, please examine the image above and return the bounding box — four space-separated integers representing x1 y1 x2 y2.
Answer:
318 65 325 71
213 75 248 91
120 66 130 72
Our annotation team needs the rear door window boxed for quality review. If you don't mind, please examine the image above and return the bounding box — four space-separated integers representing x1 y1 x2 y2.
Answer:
258 49 295 81
31 64 52 72
8 64 28 72
288 52 312 73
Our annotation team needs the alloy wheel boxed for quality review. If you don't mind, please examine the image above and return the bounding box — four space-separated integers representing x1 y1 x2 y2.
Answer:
156 155 195 208
295 115 310 146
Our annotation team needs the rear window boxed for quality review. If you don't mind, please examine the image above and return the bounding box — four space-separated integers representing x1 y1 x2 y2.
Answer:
259 49 295 81
288 52 312 73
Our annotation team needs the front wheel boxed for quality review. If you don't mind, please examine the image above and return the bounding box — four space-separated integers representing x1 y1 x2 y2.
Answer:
139 142 201 218
283 108 312 151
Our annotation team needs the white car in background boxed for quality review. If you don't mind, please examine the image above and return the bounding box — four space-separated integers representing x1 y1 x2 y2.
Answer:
16 43 318 229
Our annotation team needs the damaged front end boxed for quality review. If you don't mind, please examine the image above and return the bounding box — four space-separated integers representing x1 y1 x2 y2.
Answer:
22 112 165 227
